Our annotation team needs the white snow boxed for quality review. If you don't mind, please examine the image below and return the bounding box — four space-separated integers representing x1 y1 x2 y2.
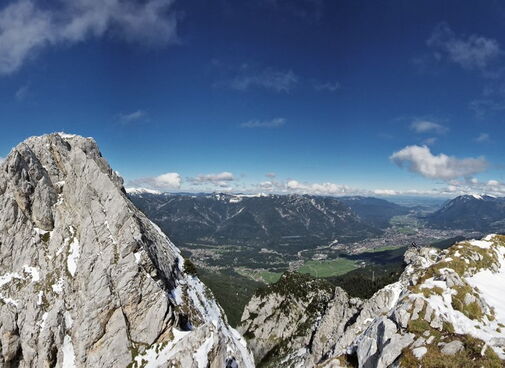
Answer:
417 242 505 359
134 251 141 264
0 293 19 307
0 271 24 307
62 334 76 368
186 276 222 326
64 311 74 329
0 272 22 287
66 227 80 277
194 333 215 368
125 187 162 195
132 328 191 368
471 194 483 200
420 277 447 290
384 281 403 309
52 278 64 294
170 285 183 305
467 246 505 323
469 239 493 249
37 291 43 305
38 312 48 329
23 265 40 282
57 132 77 139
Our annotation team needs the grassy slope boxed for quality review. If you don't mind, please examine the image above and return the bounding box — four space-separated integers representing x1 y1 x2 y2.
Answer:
298 258 358 278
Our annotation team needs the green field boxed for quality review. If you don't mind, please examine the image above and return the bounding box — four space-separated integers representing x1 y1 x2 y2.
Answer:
236 268 283 284
366 244 404 253
298 258 358 278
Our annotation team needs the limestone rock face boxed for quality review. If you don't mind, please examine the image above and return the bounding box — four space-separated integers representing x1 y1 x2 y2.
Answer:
238 273 403 368
0 133 254 368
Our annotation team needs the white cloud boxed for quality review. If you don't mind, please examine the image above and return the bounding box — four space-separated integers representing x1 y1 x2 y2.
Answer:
265 172 276 178
410 121 448 134
373 189 397 196
153 172 182 188
189 171 235 187
259 181 274 190
286 180 352 195
15 84 29 100
214 62 299 93
0 0 178 75
433 177 505 197
0 156 4 164
475 132 490 143
422 137 437 146
119 110 147 123
390 145 488 180
313 81 340 92
241 118 286 129
427 23 502 71
130 172 181 190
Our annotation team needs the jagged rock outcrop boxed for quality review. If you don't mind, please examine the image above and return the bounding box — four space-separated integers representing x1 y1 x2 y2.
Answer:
0 133 254 367
240 237 505 367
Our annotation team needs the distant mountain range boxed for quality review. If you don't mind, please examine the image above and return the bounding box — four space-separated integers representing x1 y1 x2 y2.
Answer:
425 194 505 232
338 196 410 228
127 191 410 252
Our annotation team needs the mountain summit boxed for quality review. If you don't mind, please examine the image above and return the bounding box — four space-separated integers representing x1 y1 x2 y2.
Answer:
425 195 505 232
0 134 253 367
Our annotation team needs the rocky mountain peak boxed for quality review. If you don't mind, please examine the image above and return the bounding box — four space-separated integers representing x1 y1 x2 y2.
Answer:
0 133 253 367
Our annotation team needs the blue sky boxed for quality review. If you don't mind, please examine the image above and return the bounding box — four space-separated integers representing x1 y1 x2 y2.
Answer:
1 0 505 197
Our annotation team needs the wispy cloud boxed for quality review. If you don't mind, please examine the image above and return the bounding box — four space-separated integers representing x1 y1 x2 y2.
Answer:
422 137 437 146
188 171 235 187
0 156 4 164
410 120 448 134
15 84 29 101
130 172 182 190
390 145 488 180
118 110 147 123
213 61 299 93
241 117 286 128
313 81 340 92
286 180 352 195
427 23 502 71
229 67 298 93
475 132 490 143
0 0 178 75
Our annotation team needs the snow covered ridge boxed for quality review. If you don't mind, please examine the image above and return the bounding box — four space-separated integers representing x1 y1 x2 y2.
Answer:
348 235 505 367
125 187 162 195
240 236 505 367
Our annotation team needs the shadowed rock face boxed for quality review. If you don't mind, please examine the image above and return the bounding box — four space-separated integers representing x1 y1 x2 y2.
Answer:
0 133 254 368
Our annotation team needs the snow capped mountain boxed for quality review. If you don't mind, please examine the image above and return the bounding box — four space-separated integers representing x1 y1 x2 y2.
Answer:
0 134 253 367
425 194 505 232
125 187 163 195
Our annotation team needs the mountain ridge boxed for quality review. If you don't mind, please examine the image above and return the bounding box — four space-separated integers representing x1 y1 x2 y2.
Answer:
425 194 505 232
127 192 410 253
0 133 253 367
